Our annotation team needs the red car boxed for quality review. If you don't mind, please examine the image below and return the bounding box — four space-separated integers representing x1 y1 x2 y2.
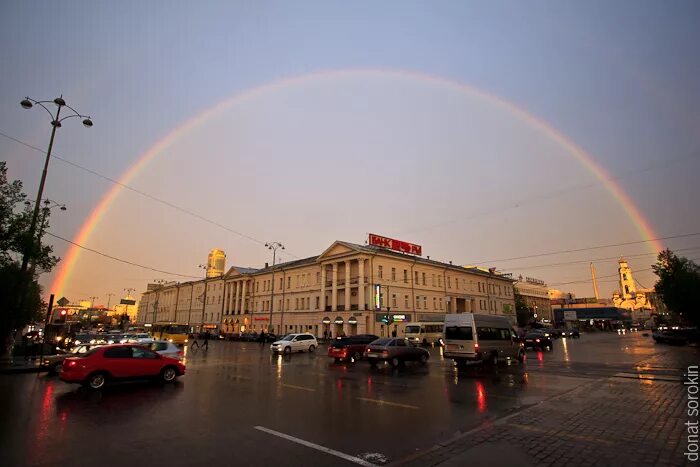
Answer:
60 344 186 389
328 334 379 363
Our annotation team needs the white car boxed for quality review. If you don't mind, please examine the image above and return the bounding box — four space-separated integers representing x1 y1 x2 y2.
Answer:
146 340 184 359
270 333 318 354
121 333 155 344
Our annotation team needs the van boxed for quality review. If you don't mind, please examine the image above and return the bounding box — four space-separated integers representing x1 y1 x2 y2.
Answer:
404 322 443 346
443 313 524 366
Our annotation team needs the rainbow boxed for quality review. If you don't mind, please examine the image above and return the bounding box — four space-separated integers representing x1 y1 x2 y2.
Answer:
49 68 662 296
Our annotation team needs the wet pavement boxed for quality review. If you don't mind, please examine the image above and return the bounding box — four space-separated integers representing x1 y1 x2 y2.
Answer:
0 332 697 467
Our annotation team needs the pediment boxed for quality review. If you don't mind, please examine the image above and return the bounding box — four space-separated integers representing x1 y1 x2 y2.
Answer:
317 241 362 261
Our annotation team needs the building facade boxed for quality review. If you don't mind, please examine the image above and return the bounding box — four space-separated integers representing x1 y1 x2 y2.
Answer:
138 240 517 338
514 276 553 323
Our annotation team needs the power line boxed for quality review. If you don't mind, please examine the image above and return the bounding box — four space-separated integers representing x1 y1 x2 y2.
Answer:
44 231 201 279
0 130 300 259
467 232 700 265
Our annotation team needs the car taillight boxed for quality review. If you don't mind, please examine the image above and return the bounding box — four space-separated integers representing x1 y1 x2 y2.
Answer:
535 338 541 342
474 343 479 350
66 360 77 368
382 351 388 356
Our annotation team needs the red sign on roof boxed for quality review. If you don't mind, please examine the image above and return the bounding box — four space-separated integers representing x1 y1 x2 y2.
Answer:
368 234 422 256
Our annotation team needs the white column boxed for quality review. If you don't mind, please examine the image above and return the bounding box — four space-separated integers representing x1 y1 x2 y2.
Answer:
344 260 351 311
331 263 338 311
234 281 241 314
358 259 365 311
228 282 235 314
320 265 327 311
240 280 247 313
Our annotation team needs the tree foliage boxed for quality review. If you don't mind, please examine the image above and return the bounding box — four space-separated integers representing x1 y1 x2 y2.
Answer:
652 249 700 327
514 293 531 327
0 161 60 341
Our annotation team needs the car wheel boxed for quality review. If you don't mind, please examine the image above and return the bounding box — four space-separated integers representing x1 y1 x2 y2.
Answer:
350 352 361 363
419 353 428 365
161 366 177 383
308 345 316 353
86 372 107 390
53 362 63 374
389 357 400 368
283 346 291 355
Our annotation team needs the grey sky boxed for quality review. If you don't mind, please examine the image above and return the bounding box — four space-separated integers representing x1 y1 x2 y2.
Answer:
1 1 698 303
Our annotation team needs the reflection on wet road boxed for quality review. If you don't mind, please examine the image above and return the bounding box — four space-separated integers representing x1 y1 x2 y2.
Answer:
0 333 693 466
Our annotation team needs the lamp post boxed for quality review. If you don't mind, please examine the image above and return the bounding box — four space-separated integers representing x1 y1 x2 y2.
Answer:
24 198 66 274
265 242 284 334
19 96 92 276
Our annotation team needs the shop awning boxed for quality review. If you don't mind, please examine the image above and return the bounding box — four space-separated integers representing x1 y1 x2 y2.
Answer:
348 317 358 325
334 316 344 324
322 317 331 324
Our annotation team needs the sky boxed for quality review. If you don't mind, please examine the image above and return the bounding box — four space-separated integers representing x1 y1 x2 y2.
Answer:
1 1 699 306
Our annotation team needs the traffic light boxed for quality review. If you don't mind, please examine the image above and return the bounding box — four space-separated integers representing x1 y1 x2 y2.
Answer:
55 309 67 324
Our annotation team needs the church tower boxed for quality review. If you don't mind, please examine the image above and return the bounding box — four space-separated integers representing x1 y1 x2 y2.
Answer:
618 258 637 299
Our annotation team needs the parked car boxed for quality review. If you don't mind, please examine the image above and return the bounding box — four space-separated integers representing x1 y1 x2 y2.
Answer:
524 331 553 351
549 329 562 339
43 344 103 375
147 340 185 359
443 313 524 366
363 338 430 367
653 328 700 345
328 334 379 363
60 344 186 389
270 333 318 354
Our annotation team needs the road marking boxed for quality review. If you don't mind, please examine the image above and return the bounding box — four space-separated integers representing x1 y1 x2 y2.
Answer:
356 397 420 410
254 426 379 467
613 372 680 382
280 383 316 392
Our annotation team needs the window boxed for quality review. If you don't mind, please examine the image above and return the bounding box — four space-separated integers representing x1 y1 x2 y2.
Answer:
286 299 290 310
445 326 473 340
448 277 451 289
423 296 427 308
478 282 482 292
256 282 259 292
404 270 408 283
392 294 397 308
415 271 419 283
280 278 283 289
404 295 409 308
103 347 131 358
391 268 396 281
315 296 320 309
131 347 158 359
439 298 443 310
432 274 436 286
422 273 426 285
287 277 291 288
316 272 320 284
416 296 421 308
295 298 299 309
623 273 627 280
378 265 383 279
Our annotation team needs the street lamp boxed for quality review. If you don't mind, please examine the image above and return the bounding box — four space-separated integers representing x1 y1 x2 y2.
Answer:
19 96 92 276
265 242 284 334
23 199 66 273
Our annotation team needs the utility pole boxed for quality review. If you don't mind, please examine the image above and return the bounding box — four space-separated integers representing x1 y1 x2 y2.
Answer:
106 293 115 310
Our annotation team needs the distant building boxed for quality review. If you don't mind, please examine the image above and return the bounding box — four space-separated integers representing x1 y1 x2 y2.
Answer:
612 258 652 323
514 276 552 323
207 249 226 278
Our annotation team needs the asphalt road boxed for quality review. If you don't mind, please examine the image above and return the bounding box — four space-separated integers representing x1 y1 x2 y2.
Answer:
0 332 693 467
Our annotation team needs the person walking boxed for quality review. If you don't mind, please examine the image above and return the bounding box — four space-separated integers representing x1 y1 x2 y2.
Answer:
259 329 267 348
203 330 210 350
190 332 199 349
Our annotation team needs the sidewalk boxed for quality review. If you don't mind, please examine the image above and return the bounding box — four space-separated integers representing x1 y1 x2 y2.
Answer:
394 375 691 467
0 356 47 374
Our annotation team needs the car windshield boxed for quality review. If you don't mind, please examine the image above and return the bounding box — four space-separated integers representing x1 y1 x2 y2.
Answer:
331 338 350 348
280 335 294 341
405 326 420 334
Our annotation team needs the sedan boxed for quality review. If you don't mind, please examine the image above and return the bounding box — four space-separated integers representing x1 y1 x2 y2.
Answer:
524 332 553 351
328 334 379 363
43 344 103 375
363 338 430 367
60 344 186 390
562 329 580 338
147 340 184 359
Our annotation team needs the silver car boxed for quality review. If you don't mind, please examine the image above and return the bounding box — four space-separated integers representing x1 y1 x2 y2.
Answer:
147 340 184 359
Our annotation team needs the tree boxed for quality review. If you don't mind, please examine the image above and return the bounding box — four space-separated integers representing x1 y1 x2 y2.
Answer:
0 162 60 345
514 293 531 327
652 249 700 327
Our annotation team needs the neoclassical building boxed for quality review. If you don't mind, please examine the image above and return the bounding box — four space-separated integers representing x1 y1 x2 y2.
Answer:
138 240 517 338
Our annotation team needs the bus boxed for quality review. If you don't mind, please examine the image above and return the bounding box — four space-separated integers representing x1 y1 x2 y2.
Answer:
405 321 444 346
152 324 189 345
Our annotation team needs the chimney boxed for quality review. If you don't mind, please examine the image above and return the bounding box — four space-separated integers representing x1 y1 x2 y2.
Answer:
265 262 269 268
427 255 430 260
449 261 452 265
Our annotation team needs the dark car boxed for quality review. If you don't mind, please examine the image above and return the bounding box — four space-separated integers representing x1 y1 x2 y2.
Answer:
363 338 430 367
653 328 700 345
328 334 379 363
524 331 553 351
562 328 580 338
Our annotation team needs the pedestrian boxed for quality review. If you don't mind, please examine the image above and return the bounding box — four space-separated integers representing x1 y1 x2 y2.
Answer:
190 332 199 349
323 329 328 342
259 329 266 348
203 330 210 350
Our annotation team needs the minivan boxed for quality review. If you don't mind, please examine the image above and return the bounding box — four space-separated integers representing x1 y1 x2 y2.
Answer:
443 313 524 366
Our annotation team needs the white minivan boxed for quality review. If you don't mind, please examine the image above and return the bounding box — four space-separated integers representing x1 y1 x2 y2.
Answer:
270 333 318 354
443 313 524 366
